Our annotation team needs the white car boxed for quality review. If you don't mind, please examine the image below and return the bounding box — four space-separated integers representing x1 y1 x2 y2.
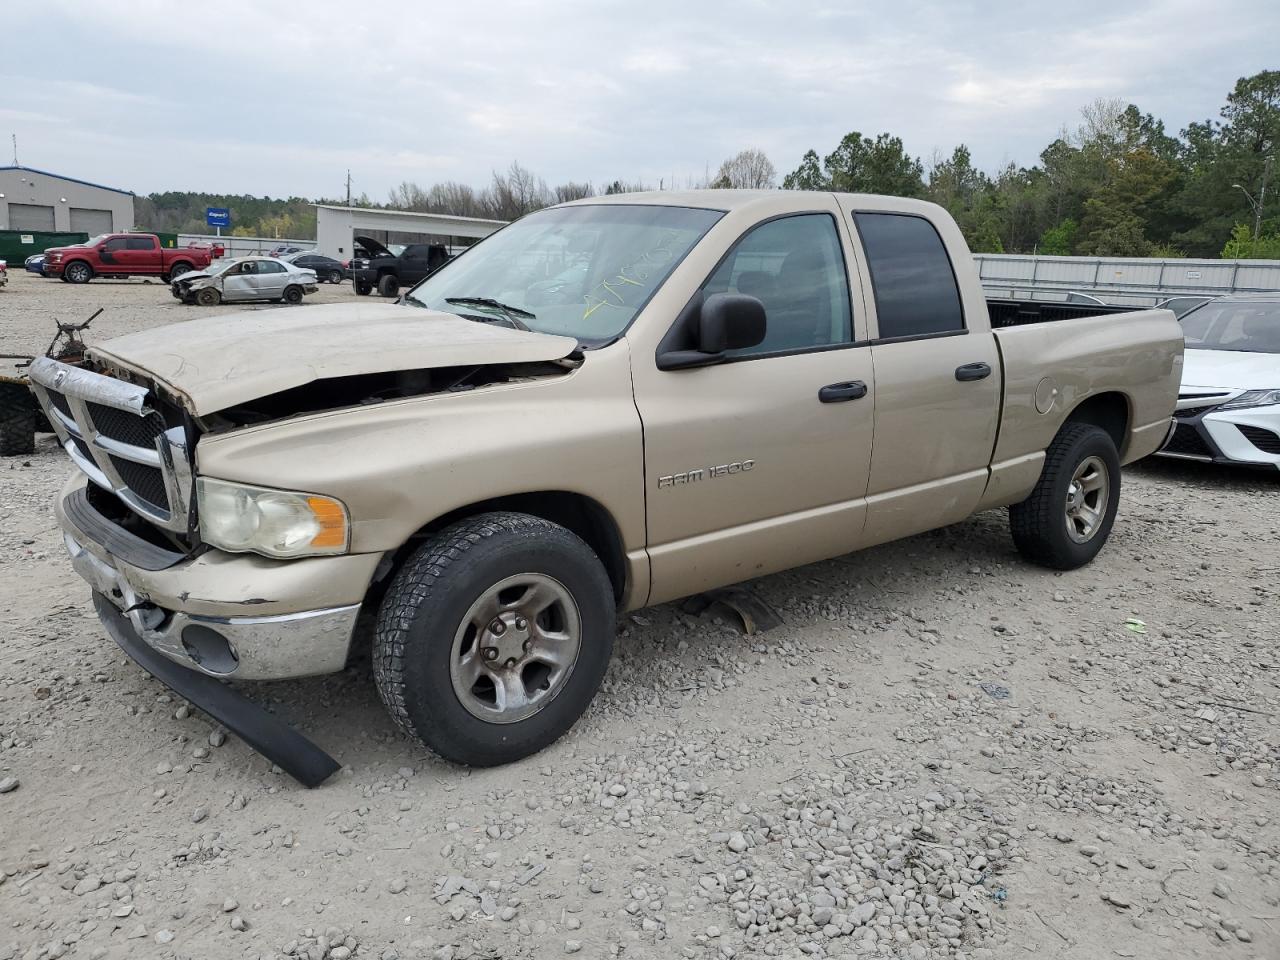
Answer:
171 256 318 306
1159 294 1280 469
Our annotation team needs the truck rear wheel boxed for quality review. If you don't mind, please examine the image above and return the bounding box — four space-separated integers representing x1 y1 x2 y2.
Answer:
1009 422 1120 570
0 381 36 457
377 274 399 298
373 512 615 766
169 262 192 280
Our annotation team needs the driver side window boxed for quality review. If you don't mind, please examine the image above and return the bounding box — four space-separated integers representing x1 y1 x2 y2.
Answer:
702 214 853 358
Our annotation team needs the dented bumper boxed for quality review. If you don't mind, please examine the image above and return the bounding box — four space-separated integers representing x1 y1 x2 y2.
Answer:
55 474 380 680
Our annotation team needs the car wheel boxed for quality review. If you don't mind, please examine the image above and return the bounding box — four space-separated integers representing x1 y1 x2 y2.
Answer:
194 287 221 307
355 280 373 296
373 512 615 766
327 269 343 284
64 261 93 284
377 274 399 298
283 285 304 304
0 382 36 457
169 263 192 280
1009 422 1121 570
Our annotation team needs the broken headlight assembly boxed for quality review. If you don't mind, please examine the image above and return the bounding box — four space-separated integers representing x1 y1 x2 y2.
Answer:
196 478 350 558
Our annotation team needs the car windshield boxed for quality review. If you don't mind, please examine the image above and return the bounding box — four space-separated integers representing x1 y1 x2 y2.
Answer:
404 204 723 343
83 234 109 247
206 260 243 277
1180 300 1280 353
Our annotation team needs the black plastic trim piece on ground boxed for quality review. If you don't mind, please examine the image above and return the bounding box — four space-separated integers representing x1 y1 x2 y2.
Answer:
94 593 340 788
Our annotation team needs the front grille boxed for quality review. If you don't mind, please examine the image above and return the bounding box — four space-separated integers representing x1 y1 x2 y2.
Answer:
27 358 191 532
1175 404 1217 419
48 391 73 419
86 401 167 448
109 456 169 511
1238 425 1280 455
1163 423 1215 458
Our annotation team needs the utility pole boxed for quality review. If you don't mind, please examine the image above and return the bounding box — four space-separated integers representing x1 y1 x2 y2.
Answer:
345 170 352 207
1234 155 1274 242
11 134 17 166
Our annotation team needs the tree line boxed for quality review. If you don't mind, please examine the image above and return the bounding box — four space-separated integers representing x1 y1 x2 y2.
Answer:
134 70 1277 259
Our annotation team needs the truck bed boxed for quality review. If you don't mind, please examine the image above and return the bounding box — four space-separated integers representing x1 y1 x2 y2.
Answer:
986 297 1134 328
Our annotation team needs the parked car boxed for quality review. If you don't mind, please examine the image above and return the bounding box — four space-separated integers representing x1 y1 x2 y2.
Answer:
283 251 347 284
24 253 47 275
187 240 226 259
43 233 213 284
268 245 304 258
1155 295 1214 319
171 256 318 306
350 236 450 297
27 191 1181 784
0 259 6 287
1158 293 1280 469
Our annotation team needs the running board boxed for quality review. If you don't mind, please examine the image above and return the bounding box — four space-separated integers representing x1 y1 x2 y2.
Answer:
95 593 341 788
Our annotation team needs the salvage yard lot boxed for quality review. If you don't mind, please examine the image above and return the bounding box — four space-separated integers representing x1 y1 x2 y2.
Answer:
1 269 1278 960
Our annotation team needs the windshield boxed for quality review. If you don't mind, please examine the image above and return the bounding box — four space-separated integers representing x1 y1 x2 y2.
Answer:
1180 300 1280 353
83 234 109 247
405 204 723 343
205 260 242 277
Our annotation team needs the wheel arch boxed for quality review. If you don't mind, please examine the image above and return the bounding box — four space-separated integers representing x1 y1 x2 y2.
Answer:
384 492 629 606
1062 390 1131 456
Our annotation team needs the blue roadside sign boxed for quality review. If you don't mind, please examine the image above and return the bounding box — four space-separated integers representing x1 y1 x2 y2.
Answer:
206 207 231 228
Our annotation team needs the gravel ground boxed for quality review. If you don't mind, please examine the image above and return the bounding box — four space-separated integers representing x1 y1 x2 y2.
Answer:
1 269 1278 960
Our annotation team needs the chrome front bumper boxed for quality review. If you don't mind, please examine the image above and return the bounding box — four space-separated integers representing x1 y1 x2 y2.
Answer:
56 477 373 681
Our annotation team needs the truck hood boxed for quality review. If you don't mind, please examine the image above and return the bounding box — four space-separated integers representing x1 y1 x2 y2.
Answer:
1182 347 1280 391
353 236 394 259
88 303 579 416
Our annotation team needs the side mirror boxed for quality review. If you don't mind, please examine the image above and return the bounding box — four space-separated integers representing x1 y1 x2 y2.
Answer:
657 293 767 370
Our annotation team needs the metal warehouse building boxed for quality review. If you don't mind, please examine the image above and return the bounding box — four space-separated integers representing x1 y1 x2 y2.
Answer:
314 204 505 259
0 165 135 234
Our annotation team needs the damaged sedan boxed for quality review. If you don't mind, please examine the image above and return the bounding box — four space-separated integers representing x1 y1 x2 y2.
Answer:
172 255 318 306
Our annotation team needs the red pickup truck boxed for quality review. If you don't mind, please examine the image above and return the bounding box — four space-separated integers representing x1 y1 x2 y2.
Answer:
44 234 213 284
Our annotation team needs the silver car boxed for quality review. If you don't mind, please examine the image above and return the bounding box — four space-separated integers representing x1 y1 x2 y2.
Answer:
172 256 318 306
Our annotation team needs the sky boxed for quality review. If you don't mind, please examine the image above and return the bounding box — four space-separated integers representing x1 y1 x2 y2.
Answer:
3 0 1277 202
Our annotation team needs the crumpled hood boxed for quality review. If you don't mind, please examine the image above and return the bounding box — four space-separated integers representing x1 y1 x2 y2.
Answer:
1182 347 1280 392
88 302 579 416
174 269 213 285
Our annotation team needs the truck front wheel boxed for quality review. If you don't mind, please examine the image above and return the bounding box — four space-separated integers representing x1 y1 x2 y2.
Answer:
377 274 399 298
64 261 93 284
1009 422 1120 570
373 512 615 766
355 279 373 296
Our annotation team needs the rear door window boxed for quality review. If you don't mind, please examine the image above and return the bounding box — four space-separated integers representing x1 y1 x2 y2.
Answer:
126 237 155 251
855 213 965 340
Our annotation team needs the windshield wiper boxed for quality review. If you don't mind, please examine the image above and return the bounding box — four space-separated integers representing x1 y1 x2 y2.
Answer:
444 297 536 331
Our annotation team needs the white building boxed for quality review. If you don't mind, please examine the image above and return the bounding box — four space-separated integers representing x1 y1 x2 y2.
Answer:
314 204 505 259
0 165 135 234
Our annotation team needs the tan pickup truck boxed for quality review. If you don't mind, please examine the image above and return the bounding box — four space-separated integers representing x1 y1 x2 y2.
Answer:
29 191 1182 784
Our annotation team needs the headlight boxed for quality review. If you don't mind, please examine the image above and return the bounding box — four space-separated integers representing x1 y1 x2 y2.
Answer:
1218 389 1280 411
196 478 349 558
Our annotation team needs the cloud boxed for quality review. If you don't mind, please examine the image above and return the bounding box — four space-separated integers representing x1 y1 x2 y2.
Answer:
5 0 1276 198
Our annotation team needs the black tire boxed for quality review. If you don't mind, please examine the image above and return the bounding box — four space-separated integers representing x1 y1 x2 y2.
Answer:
373 512 615 766
377 274 399 298
0 383 36 457
327 269 343 284
169 262 192 281
194 287 221 307
355 280 373 296
64 261 93 284
1010 422 1121 570
283 285 304 304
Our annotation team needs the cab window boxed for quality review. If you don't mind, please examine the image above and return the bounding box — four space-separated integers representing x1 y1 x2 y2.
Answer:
702 213 853 358
855 213 965 339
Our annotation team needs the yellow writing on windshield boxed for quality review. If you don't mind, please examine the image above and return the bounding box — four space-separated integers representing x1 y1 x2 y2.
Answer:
582 231 681 321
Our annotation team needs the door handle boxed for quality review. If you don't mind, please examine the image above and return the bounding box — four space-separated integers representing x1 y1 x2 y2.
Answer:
818 380 868 403
955 362 992 382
